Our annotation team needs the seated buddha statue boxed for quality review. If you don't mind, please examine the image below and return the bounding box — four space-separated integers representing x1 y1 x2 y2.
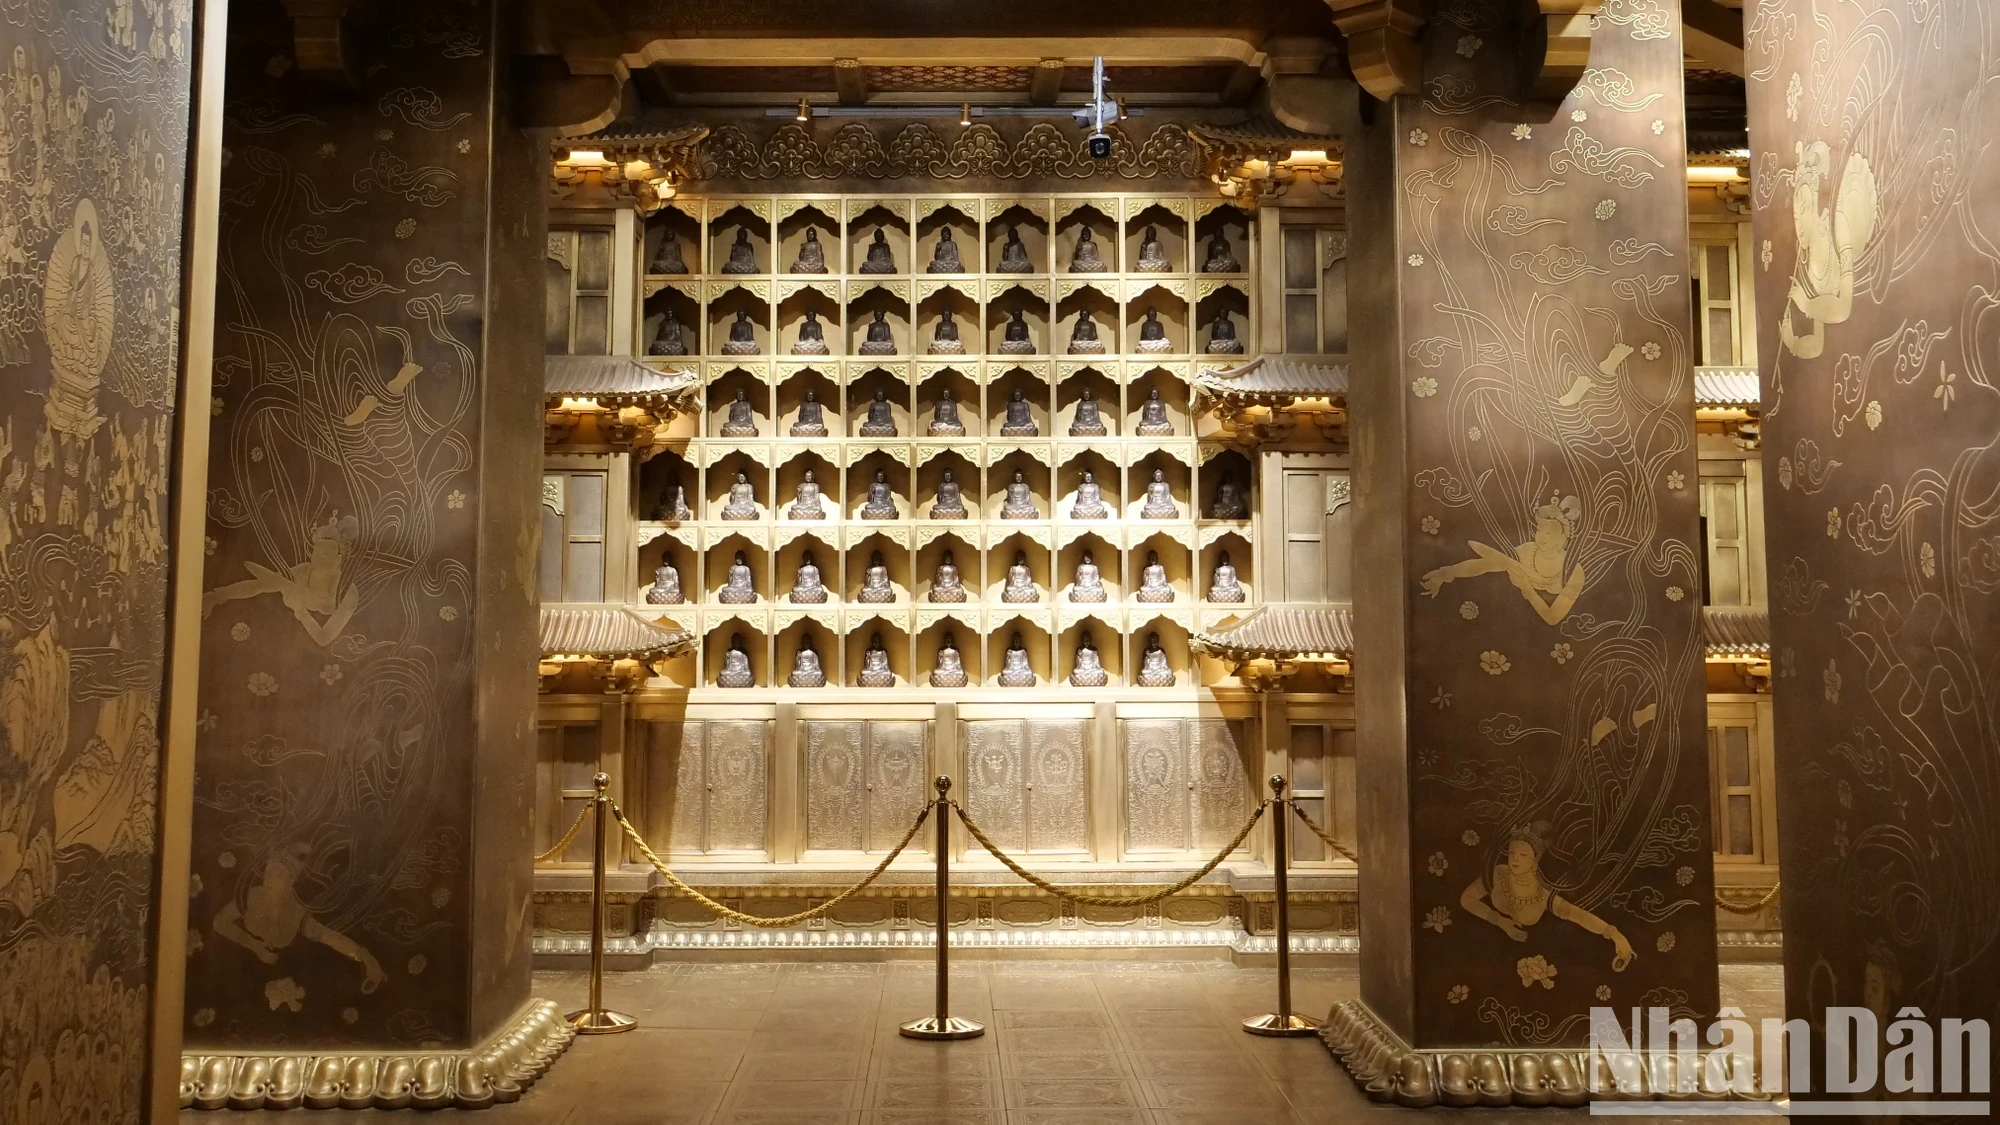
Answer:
648 308 688 356
858 308 898 355
719 387 759 436
653 484 691 522
997 632 1036 687
1069 550 1106 602
928 386 967 436
927 307 965 355
1001 550 1038 603
721 310 760 356
1135 306 1172 353
1136 632 1176 687
858 388 899 437
998 307 1035 355
1206 312 1245 354
929 550 967 602
716 633 755 688
1066 307 1107 355
645 559 683 605
1134 225 1170 272
930 469 968 518
790 550 828 603
859 469 898 519
859 227 897 274
857 549 895 603
1068 223 1107 273
999 388 1039 437
1201 228 1242 273
790 226 827 274
721 227 759 275
719 470 759 520
792 308 829 355
1139 468 1179 519
791 388 829 437
1069 391 1108 437
1069 631 1109 687
1134 549 1173 602
927 226 964 274
1069 470 1109 520
718 550 757 604
996 224 1033 273
786 468 826 520
1207 550 1246 602
930 632 968 688
650 233 688 274
788 633 827 687
1209 474 1249 520
857 632 895 687
1135 385 1174 436
1000 470 1040 519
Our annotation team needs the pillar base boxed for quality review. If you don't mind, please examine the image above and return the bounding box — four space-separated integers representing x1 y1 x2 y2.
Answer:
181 998 574 1111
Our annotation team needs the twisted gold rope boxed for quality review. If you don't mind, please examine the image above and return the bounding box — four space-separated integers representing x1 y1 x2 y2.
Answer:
533 801 595 865
1286 800 1359 862
949 798 1269 907
1715 883 1781 914
612 799 931 928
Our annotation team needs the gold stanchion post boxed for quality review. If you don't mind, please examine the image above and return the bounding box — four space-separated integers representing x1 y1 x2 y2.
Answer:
899 776 985 1040
1244 775 1322 1037
568 772 637 1034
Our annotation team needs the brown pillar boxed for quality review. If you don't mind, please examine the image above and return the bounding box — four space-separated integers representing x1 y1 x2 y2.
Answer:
181 0 565 1108
1330 0 1717 1105
1746 0 2000 1087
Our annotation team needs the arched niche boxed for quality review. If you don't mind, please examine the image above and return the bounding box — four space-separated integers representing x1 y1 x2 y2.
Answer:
985 283 1049 356
1055 366 1118 438
848 205 911 276
1058 618 1124 688
1054 202 1117 274
846 285 910 356
775 531 839 606
917 616 982 687
1054 284 1117 355
638 450 696 522
916 367 981 438
916 203 977 276
775 450 840 524
1057 531 1121 603
985 367 1051 439
986 203 1049 274
1199 448 1256 522
777 287 841 357
915 450 978 521
703 619 768 688
708 203 771 276
776 367 840 438
985 450 1051 521
916 284 980 357
703 533 768 605
1128 531 1192 605
1194 285 1251 356
844 617 912 689
707 285 771 358
1056 450 1121 522
1127 616 1193 690
985 532 1050 605
847 450 911 522
705 368 770 438
643 207 701 275
1125 284 1189 355
1126 368 1191 438
776 618 835 688
915 531 978 604
985 616 1052 688
1124 202 1189 274
1199 531 1254 604
1193 204 1252 276
1125 450 1191 522
777 204 838 275
705 449 770 522
846 367 913 439
844 531 912 605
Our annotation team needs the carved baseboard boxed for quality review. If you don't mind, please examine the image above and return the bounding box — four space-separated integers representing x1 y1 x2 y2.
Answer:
181 998 573 1111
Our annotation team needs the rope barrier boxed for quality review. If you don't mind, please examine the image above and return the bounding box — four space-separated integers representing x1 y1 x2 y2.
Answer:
949 798 1270 907
534 802 595 865
1716 882 1781 914
612 798 932 928
1285 800 1359 863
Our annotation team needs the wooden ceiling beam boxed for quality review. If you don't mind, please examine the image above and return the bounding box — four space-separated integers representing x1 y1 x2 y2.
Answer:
1682 0 1745 75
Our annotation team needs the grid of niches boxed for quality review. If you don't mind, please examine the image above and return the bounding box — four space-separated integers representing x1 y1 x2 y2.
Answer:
633 193 1259 691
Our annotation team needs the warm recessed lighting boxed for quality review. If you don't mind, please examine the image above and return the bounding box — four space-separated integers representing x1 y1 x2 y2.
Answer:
1687 165 1745 183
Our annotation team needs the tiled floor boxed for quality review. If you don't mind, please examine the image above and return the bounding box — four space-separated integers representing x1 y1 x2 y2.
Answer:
190 961 1784 1123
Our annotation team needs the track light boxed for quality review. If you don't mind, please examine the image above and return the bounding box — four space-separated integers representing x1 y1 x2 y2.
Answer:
960 103 972 127
796 98 812 122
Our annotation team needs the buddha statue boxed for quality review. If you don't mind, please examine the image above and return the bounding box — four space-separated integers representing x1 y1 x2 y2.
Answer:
1068 222 1107 273
1208 550 1246 602
1135 385 1174 436
859 388 899 437
721 228 759 275
1069 550 1106 602
786 467 826 520
1136 632 1176 687
718 550 757 604
927 308 965 355
1135 306 1172 353
721 310 760 356
716 633 755 688
857 549 895 603
1000 470 1040 519
1069 470 1109 520
1134 225 1169 272
997 631 1036 687
929 550 967 602
648 308 688 356
859 227 897 274
858 308 897 355
650 233 687 274
1206 312 1245 354
928 386 966 436
996 224 1033 273
1066 307 1106 355
859 469 898 519
645 559 683 605
1201 228 1242 273
790 226 827 274
720 470 759 520
788 633 827 688
1140 468 1179 519
930 632 968 687
653 484 692 522
791 308 829 355
719 387 759 436
1069 631 1109 687
1135 549 1173 602
857 632 895 687
927 226 963 274
1209 474 1249 519
930 469 968 518
1001 550 1038 603
790 550 828 603
999 388 1039 437
997 307 1035 355
1069 391 1107 437
790 388 829 437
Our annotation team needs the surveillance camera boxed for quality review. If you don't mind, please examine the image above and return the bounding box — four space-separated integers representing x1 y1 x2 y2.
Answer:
1087 132 1112 159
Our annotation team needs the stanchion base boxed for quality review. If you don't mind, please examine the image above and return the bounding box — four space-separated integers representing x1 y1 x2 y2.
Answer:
1243 1013 1323 1038
567 1008 639 1035
899 1015 986 1040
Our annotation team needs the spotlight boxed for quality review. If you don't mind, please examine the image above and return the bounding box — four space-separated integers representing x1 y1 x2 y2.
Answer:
796 98 812 122
960 103 972 127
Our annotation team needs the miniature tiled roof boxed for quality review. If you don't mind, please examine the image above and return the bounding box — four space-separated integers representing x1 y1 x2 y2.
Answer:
1188 116 1341 149
1192 605 1354 661
1694 366 1760 409
1193 356 1350 408
540 606 694 660
545 355 700 409
1703 606 1770 659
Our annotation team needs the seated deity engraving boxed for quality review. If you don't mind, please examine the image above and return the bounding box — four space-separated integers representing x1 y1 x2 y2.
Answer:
716 633 755 687
1001 550 1038 603
859 469 899 519
1460 825 1636 972
791 388 829 436
1208 551 1245 602
1420 495 1587 626
928 385 967 436
1136 632 1175 687
857 632 895 687
718 550 757 604
721 227 759 274
1070 470 1109 520
998 631 1036 687
1069 550 1106 602
788 632 827 687
1000 470 1040 519
1135 549 1173 603
719 470 759 520
856 549 896 603
210 841 386 994
790 550 828 603
929 549 967 602
786 468 826 520
790 226 827 274
1069 631 1109 687
931 632 968 687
